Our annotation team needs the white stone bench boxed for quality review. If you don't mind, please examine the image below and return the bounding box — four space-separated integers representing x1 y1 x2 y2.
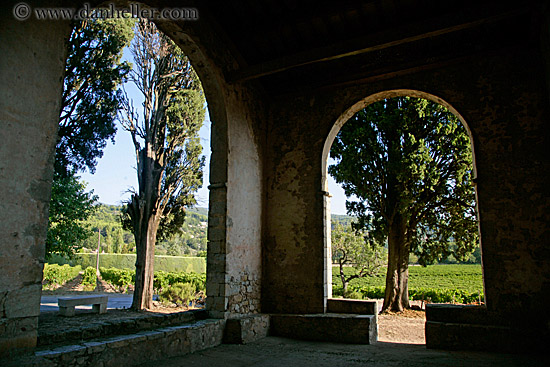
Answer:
58 296 108 316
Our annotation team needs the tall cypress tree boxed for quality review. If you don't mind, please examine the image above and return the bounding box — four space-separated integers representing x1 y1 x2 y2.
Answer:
120 19 205 310
329 97 478 312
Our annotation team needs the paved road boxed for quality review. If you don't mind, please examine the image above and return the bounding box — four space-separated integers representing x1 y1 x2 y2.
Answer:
40 294 158 312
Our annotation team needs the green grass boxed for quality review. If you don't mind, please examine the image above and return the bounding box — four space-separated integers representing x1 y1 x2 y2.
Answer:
334 264 483 292
333 264 484 303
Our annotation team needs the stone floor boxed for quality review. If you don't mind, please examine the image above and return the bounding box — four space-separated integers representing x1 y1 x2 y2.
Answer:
138 336 548 367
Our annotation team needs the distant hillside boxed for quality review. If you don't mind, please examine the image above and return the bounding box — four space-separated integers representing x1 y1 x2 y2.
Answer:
82 204 208 257
331 213 355 227
189 206 208 216
82 205 352 256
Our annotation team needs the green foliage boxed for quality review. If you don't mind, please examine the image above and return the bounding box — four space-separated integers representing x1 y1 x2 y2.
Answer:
153 271 206 293
47 18 134 259
154 256 206 273
46 173 98 259
52 253 206 273
42 264 82 289
343 290 363 300
159 282 196 307
329 97 478 266
100 267 134 292
334 264 482 291
56 17 135 175
82 204 207 256
81 266 97 290
331 214 355 228
156 210 208 256
332 221 386 291
98 267 205 294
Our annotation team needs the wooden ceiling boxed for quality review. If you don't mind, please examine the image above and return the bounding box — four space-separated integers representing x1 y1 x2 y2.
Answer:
198 0 539 96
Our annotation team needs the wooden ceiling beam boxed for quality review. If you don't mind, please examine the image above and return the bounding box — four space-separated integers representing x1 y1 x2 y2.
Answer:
226 8 526 84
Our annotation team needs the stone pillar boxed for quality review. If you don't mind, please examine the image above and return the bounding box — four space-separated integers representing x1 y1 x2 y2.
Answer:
263 100 327 315
205 89 264 319
0 8 69 357
205 182 228 318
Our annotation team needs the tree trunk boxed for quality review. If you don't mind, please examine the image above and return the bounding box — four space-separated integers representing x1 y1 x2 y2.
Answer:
382 215 410 312
131 212 159 310
130 149 163 311
339 261 348 294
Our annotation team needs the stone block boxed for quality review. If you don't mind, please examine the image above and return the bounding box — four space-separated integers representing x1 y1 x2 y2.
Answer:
326 299 378 315
223 314 270 344
425 321 514 352
58 295 108 317
270 313 377 344
0 330 37 358
208 227 227 242
4 285 41 318
425 304 491 325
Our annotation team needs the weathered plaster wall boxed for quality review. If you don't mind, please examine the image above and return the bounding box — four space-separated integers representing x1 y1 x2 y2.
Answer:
0 11 70 356
225 100 263 315
263 44 550 335
263 99 330 314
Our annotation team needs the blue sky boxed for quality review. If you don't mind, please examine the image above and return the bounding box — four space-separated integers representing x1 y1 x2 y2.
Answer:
80 49 352 215
80 117 351 214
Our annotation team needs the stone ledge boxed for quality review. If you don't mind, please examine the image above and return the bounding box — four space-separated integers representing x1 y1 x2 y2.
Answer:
4 319 225 367
37 309 208 348
425 304 493 324
270 313 377 344
326 299 379 315
425 321 514 352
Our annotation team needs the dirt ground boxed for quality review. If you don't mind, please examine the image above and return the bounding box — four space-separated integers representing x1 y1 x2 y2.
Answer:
42 273 128 294
378 309 425 344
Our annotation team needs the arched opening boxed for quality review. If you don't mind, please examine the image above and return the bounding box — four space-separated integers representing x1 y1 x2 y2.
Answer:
322 89 484 344
38 7 223 319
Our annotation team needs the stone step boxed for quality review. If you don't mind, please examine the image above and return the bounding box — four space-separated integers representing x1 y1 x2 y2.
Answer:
38 309 208 348
6 318 225 367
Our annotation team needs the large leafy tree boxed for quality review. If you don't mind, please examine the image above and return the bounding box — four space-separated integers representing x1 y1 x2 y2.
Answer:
329 97 478 312
120 19 205 310
332 222 386 295
46 174 98 257
46 18 134 259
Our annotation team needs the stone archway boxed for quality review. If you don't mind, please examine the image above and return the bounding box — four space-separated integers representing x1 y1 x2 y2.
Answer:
321 89 482 306
0 2 265 356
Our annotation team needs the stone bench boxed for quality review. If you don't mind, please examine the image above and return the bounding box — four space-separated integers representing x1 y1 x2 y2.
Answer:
58 296 108 317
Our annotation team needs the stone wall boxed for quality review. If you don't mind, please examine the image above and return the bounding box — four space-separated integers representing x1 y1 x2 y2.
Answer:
0 7 70 357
